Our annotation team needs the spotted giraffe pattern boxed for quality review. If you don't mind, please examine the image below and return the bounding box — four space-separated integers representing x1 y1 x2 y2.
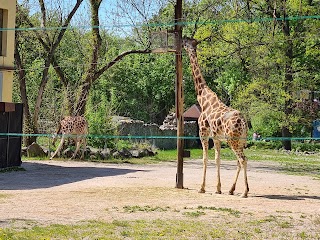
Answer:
50 116 88 160
183 37 249 197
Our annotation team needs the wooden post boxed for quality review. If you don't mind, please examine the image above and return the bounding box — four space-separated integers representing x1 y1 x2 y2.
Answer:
175 0 184 189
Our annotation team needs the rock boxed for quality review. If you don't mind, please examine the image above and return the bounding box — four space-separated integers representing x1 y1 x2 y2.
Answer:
100 148 111 159
130 148 157 158
112 151 121 158
160 112 177 130
62 148 73 158
27 142 46 158
88 146 100 156
118 148 132 158
21 146 28 157
146 148 156 156
25 142 156 160
41 147 50 156
130 149 144 158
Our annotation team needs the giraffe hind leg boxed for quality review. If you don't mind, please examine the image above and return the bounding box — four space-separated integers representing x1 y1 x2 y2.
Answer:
80 137 87 160
70 139 81 160
230 144 249 198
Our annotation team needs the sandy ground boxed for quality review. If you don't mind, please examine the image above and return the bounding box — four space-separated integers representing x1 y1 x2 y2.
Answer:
0 159 319 233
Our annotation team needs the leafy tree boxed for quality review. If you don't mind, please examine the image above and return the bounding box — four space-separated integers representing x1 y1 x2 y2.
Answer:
180 0 320 149
101 53 176 124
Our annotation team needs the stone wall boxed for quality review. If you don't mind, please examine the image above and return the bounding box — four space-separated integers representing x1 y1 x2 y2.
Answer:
114 116 199 150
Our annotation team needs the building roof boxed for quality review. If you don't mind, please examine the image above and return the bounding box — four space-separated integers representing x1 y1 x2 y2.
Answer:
183 104 201 120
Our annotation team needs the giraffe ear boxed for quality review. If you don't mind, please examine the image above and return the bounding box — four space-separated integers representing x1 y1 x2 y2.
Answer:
191 39 198 47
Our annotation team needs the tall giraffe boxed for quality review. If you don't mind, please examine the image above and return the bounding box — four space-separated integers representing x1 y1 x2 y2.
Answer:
182 37 249 198
50 116 88 160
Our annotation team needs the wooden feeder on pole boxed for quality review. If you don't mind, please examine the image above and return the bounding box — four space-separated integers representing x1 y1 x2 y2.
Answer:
150 30 176 53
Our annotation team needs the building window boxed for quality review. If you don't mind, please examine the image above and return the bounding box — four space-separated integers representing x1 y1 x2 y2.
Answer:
0 8 7 56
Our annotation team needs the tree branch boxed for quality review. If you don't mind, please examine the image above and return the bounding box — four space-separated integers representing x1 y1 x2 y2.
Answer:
93 48 152 81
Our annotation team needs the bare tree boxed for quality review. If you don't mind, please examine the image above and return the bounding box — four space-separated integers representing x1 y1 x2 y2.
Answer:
15 0 84 145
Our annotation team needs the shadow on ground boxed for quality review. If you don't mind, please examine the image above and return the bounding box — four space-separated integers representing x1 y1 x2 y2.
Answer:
0 161 145 190
255 194 320 201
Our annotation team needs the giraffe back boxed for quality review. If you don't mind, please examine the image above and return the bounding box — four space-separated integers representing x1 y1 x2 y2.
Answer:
58 116 88 135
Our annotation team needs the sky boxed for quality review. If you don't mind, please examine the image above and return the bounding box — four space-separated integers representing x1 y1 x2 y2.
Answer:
17 0 163 35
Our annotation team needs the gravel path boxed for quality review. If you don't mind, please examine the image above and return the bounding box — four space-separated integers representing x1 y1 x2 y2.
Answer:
0 159 319 232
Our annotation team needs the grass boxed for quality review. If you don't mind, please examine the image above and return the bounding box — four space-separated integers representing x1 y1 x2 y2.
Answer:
0 219 230 239
1 217 319 239
197 205 242 217
182 210 206 217
245 148 320 178
123 205 170 213
181 206 242 218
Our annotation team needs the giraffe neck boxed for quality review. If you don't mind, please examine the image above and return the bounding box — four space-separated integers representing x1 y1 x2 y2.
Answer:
186 48 207 96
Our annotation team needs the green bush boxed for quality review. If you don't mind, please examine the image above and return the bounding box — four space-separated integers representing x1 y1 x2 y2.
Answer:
248 140 320 152
291 142 320 152
248 140 283 150
85 98 117 148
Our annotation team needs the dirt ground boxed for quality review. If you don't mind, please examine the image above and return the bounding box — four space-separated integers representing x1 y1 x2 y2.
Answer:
0 158 319 235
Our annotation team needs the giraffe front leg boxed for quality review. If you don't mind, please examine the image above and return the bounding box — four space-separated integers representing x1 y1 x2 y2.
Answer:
214 140 222 194
229 160 240 195
50 136 65 160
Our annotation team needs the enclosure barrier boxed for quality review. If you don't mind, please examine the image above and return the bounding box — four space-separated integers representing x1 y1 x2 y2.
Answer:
1 132 320 141
6 15 320 32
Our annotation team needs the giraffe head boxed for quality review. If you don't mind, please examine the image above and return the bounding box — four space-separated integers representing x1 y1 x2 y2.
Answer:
182 37 198 51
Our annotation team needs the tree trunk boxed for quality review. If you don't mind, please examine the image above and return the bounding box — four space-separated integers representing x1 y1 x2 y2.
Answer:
281 126 292 150
74 0 102 116
281 2 293 151
14 30 37 146
265 0 294 150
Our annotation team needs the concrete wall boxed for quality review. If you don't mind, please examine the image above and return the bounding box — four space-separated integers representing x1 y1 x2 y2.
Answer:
0 0 16 102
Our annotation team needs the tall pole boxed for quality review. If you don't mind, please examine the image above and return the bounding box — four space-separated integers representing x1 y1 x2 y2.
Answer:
175 0 184 189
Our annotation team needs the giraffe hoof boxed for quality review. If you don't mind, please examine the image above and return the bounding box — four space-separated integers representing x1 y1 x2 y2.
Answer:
198 189 205 193
240 194 248 198
215 191 222 194
229 191 234 195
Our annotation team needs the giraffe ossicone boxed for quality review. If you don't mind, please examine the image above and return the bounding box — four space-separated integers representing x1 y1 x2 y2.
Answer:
182 37 249 198
50 116 88 160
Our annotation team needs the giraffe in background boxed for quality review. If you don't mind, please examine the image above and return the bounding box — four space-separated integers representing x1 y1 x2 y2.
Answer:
50 116 88 160
182 37 249 197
